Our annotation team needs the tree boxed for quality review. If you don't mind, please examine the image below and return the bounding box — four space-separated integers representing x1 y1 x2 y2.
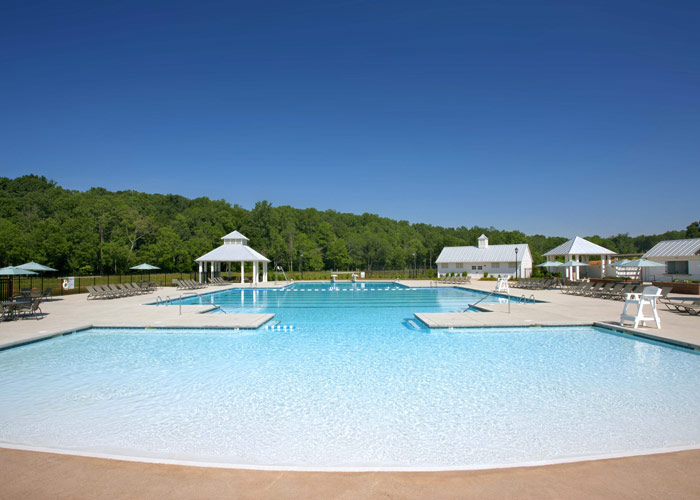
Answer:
686 221 700 238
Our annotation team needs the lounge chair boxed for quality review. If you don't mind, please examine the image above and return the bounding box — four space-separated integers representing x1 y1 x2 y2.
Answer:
597 284 624 300
676 300 700 315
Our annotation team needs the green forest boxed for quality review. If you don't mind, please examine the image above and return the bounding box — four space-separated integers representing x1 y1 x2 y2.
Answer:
1 175 697 275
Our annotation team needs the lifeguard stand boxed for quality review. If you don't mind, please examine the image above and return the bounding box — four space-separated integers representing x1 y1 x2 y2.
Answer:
620 286 662 329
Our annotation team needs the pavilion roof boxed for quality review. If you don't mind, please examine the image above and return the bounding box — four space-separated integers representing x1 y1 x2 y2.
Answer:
543 236 615 257
195 244 270 263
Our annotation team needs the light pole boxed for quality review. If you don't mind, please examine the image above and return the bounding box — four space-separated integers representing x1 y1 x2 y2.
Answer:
514 247 519 280
300 253 304 280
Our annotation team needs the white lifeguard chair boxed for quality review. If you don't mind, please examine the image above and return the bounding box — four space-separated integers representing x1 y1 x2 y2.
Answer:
495 276 510 294
620 286 662 329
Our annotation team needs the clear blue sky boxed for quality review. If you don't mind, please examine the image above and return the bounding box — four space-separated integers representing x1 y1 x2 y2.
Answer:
2 1 699 237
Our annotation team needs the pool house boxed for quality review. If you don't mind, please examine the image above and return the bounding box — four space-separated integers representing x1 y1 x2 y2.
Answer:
643 238 700 281
435 235 532 278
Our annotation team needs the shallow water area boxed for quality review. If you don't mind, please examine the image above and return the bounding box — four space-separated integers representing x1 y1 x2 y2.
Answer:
1 282 700 469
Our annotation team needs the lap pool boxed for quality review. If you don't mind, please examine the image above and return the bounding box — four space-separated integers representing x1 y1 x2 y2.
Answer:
1 283 699 470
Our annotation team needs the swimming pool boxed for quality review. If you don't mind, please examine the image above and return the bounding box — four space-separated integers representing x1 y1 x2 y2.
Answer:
1 284 699 470
180 282 504 323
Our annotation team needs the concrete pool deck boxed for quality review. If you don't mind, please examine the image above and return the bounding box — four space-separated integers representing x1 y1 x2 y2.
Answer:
1 279 700 499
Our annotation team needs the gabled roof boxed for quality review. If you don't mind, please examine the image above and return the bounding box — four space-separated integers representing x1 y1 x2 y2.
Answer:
436 244 530 263
543 236 615 256
196 244 270 263
643 238 700 258
221 230 249 240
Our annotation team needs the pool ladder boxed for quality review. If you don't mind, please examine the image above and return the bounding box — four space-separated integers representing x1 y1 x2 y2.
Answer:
155 296 171 306
519 294 536 304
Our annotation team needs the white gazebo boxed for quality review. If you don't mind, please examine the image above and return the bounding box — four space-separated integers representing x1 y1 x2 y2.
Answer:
195 231 270 284
543 236 616 280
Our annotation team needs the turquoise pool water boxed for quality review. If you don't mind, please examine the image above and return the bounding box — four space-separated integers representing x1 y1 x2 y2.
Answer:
181 282 503 323
0 284 699 470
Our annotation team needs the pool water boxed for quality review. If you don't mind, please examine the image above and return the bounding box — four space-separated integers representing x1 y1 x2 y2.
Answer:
0 283 699 470
182 282 504 325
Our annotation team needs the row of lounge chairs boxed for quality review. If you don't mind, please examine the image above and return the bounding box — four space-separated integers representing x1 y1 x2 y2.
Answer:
563 282 674 302
86 283 155 299
208 277 229 286
175 279 206 290
510 278 562 290
434 275 471 285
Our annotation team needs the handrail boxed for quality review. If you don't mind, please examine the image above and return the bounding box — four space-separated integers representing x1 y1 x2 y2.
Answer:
529 294 536 304
178 292 198 315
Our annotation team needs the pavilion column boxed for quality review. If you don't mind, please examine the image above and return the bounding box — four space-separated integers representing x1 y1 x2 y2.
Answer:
198 262 203 283
262 262 268 282
575 255 580 280
210 262 215 282
253 262 259 284
601 256 606 278
240 262 244 284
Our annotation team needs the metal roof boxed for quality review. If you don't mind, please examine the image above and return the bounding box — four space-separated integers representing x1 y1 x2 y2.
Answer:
436 244 530 263
643 238 700 258
543 236 616 256
221 230 249 241
196 244 270 263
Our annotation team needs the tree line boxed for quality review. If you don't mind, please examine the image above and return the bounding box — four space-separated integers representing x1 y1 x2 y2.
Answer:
1 175 696 275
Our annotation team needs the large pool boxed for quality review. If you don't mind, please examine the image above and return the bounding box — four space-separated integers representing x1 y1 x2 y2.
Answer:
1 283 699 470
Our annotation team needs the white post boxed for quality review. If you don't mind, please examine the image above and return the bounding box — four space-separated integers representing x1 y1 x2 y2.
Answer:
253 262 259 284
262 262 268 282
601 256 606 278
198 262 203 283
210 262 214 283
240 261 244 284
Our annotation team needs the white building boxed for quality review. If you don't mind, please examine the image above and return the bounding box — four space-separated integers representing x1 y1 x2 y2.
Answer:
195 231 270 284
435 235 532 278
643 238 700 281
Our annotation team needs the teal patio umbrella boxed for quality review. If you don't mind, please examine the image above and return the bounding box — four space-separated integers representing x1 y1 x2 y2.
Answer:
0 266 38 300
537 261 563 267
618 258 664 282
0 266 38 276
130 263 160 283
18 262 58 272
611 259 630 267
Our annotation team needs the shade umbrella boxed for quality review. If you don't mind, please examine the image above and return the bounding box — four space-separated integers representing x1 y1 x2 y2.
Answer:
618 258 664 282
18 262 58 272
611 259 630 267
0 267 38 300
617 259 664 268
130 263 160 284
0 266 38 276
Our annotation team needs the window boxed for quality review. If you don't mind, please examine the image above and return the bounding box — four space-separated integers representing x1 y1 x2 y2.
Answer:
491 263 500 269
440 263 448 269
509 262 516 267
667 261 689 274
472 266 477 270
456 263 463 268
477 265 483 270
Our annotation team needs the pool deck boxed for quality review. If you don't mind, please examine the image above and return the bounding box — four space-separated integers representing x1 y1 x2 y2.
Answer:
412 280 700 350
1 279 700 499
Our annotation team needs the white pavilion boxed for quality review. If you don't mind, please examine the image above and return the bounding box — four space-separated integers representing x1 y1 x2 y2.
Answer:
195 231 270 284
542 236 616 280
